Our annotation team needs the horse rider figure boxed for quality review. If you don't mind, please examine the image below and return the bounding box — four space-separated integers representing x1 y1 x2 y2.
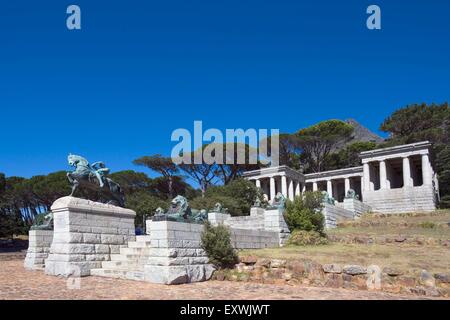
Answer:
90 161 110 188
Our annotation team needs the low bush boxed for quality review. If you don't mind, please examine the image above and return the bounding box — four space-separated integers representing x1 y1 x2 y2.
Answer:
419 221 436 229
284 191 325 234
287 230 328 246
201 222 239 269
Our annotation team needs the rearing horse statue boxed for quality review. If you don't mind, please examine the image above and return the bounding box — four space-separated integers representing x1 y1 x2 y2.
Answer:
66 154 125 207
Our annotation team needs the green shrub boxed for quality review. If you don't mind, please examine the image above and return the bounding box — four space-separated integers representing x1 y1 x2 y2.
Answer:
419 221 436 229
193 178 264 216
32 213 49 226
201 222 239 269
190 195 243 216
125 191 169 227
287 230 328 246
439 195 450 209
0 213 26 238
284 191 325 234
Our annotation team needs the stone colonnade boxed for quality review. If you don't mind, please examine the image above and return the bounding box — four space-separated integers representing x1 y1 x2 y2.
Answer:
244 166 305 202
361 150 434 192
304 168 364 202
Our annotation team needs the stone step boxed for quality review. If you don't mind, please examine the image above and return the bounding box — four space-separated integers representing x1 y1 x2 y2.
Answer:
136 235 152 242
101 260 145 271
119 247 153 255
90 268 145 281
127 241 153 248
110 254 151 262
90 235 154 281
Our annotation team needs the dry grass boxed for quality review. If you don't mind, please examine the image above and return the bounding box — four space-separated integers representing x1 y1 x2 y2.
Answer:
242 210 450 274
242 244 449 274
330 209 450 240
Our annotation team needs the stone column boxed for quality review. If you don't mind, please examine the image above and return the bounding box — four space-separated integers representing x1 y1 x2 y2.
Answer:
262 180 270 201
270 177 276 200
344 178 350 195
312 182 318 192
288 178 294 200
385 161 393 189
379 160 388 190
255 179 261 189
302 183 306 193
327 180 333 197
402 156 413 187
363 162 371 191
295 181 301 196
369 164 377 191
422 154 432 186
281 176 288 198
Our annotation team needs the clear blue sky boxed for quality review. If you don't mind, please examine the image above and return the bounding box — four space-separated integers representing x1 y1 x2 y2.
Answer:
0 0 449 178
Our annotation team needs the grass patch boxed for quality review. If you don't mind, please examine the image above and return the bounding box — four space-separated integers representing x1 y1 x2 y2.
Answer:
419 221 437 229
328 209 450 240
242 210 450 274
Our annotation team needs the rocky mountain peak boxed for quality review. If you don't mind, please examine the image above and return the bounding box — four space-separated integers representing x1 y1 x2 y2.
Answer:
345 118 384 144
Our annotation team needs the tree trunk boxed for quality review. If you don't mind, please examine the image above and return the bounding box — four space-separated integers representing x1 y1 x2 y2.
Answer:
201 180 206 198
168 176 173 198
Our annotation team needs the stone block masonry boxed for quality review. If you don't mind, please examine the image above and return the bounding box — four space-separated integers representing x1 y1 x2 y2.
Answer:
322 203 355 229
363 185 437 214
208 208 290 247
343 198 372 218
92 219 278 284
24 230 54 270
44 197 136 277
144 220 215 285
263 209 291 246
230 228 279 249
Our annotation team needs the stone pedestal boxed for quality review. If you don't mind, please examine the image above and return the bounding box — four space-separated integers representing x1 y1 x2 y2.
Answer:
24 230 53 270
144 220 215 285
343 198 372 218
207 212 230 226
250 207 265 217
263 208 290 246
44 197 136 277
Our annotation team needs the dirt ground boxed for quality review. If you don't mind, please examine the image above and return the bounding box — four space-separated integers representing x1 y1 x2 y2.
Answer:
0 258 437 300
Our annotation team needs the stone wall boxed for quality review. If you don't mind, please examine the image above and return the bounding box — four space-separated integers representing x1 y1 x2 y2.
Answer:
343 198 372 218
148 218 280 252
24 230 53 270
230 228 279 249
143 220 215 285
220 256 449 298
250 207 265 217
208 208 290 247
44 197 136 277
363 185 437 214
227 216 265 230
207 212 231 226
208 211 265 230
322 203 355 229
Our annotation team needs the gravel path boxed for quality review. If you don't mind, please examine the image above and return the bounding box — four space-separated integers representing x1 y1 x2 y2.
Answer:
0 259 434 300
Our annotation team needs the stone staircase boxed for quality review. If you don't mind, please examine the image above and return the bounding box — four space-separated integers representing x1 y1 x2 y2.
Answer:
90 235 153 281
